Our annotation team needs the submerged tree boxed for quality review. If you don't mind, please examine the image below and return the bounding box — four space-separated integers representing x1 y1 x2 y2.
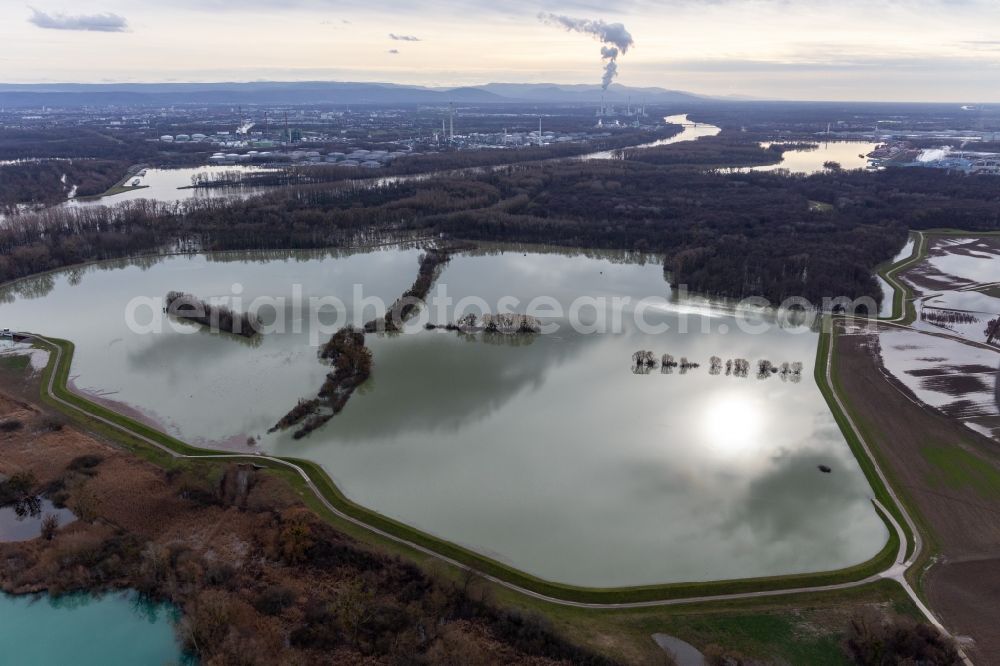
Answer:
986 317 999 345
482 313 541 335
757 359 778 379
790 364 803 383
632 350 657 374
456 313 479 330
365 247 453 333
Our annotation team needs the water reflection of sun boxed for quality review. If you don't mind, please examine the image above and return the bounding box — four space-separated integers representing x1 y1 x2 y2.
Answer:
702 392 766 456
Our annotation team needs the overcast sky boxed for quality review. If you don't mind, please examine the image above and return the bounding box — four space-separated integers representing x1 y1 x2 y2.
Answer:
2 0 1000 101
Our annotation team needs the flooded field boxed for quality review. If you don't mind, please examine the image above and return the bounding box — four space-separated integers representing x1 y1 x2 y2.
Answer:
68 165 276 208
872 234 1000 441
0 246 887 586
875 234 918 319
876 276 895 318
902 237 1000 345
893 237 916 265
876 328 1000 440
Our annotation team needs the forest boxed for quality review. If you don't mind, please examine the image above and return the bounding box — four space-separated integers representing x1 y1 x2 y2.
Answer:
0 159 132 209
3 148 1000 306
0 127 208 209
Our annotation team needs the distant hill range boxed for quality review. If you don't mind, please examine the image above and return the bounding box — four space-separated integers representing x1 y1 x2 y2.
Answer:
0 80 709 108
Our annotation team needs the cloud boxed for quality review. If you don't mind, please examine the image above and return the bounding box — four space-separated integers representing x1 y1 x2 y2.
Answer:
27 7 129 32
388 48 400 54
389 33 420 41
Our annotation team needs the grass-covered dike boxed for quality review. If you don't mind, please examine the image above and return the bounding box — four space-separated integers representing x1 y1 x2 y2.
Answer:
30 332 904 606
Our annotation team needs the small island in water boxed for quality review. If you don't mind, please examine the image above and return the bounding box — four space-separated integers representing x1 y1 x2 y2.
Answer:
165 291 261 338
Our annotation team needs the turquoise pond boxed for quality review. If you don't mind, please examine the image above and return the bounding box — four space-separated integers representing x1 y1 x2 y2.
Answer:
0 592 186 665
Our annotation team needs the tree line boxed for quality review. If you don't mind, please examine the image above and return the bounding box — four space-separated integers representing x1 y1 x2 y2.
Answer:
3 149 1000 306
271 326 373 439
631 352 803 381
364 247 455 332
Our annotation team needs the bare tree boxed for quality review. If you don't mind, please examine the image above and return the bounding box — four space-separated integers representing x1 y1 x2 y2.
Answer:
40 513 59 541
456 312 478 330
632 350 657 374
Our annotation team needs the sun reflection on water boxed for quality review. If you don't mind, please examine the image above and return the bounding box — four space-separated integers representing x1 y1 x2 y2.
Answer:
702 391 767 456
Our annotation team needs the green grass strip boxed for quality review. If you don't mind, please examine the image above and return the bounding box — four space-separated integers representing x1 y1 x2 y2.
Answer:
817 323 916 561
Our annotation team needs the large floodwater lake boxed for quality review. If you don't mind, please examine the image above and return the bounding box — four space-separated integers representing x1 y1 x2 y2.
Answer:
748 141 879 174
0 246 887 586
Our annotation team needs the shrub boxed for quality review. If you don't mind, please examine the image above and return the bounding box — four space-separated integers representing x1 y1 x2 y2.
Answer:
67 455 104 471
182 590 236 656
278 517 315 565
49 489 71 508
203 561 237 589
40 415 66 432
0 470 36 505
254 585 296 616
40 513 60 541
0 419 23 432
844 611 963 665
70 488 98 523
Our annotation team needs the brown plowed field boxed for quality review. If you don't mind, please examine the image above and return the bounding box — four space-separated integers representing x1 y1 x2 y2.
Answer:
836 325 1000 663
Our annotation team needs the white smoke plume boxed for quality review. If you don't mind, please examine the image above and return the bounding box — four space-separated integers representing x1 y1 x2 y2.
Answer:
539 13 634 89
